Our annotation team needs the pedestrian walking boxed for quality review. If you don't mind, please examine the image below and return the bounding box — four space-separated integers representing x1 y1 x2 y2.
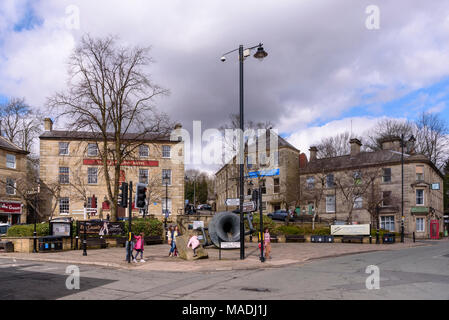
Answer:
187 234 200 257
264 227 271 260
173 226 180 257
133 232 145 263
167 226 179 257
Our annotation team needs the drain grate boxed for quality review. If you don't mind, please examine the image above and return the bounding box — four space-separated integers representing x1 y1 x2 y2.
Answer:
241 287 271 292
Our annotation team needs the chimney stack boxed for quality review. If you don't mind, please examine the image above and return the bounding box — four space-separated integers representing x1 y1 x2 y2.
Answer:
44 118 53 132
349 138 362 157
309 146 318 161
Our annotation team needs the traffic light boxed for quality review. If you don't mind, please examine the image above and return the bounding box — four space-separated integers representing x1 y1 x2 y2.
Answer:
119 182 128 208
135 183 147 209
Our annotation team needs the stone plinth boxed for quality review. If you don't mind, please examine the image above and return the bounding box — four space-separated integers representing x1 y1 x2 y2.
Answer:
175 234 208 260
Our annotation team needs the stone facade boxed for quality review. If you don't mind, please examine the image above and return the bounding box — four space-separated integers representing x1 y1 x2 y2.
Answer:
215 132 300 214
299 138 444 238
39 119 185 222
0 137 29 225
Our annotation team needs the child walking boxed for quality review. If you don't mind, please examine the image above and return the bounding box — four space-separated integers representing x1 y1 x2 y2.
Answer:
264 227 271 260
133 233 145 263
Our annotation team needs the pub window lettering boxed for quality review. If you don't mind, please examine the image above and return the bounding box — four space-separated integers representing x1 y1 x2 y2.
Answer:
6 154 16 169
59 142 69 155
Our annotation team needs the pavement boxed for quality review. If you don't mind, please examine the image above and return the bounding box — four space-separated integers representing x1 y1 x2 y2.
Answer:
0 238 436 272
1 240 449 300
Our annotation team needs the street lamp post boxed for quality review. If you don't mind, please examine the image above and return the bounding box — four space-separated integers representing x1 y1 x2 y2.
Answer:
163 173 170 230
221 43 268 260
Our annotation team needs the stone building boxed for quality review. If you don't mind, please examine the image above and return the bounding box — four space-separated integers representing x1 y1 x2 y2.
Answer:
299 137 444 238
39 118 185 221
215 131 300 214
0 136 29 225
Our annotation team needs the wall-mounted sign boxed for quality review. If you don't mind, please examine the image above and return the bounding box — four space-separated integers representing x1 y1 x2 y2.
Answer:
331 224 370 236
431 183 440 190
248 168 280 178
83 159 159 167
0 201 22 214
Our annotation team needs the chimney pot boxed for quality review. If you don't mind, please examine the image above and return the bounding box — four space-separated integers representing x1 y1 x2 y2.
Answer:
44 118 53 132
349 138 362 157
309 146 318 161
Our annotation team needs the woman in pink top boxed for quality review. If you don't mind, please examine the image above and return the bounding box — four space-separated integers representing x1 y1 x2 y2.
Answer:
133 233 145 263
264 228 271 260
187 235 200 257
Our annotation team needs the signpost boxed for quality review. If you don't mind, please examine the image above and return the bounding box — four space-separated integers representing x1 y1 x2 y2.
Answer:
225 198 240 206
242 201 256 213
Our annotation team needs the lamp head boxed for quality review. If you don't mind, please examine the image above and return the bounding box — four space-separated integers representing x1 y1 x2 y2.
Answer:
220 56 227 62
253 43 268 61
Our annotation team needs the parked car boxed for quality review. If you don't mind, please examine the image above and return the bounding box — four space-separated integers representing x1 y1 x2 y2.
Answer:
267 210 295 222
0 223 10 235
197 204 212 211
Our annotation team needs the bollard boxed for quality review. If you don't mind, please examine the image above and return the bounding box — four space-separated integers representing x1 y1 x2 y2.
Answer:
413 232 415 243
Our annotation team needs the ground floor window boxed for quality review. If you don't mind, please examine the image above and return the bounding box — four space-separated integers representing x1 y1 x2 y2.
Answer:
380 216 395 232
59 197 70 214
261 201 267 210
162 198 172 215
326 195 335 213
416 217 425 232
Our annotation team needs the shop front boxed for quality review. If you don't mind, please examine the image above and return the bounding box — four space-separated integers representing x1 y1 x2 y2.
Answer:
0 201 23 225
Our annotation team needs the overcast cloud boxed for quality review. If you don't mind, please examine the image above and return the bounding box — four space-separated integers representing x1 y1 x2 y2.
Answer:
1 0 449 173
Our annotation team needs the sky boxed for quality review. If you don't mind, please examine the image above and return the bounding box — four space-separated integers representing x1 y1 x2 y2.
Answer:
1 0 449 173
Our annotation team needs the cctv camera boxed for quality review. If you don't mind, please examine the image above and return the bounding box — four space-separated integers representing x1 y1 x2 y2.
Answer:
220 56 226 62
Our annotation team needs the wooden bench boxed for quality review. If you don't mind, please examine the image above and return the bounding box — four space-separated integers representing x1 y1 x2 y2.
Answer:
285 235 306 243
341 235 364 243
0 241 14 253
144 236 163 245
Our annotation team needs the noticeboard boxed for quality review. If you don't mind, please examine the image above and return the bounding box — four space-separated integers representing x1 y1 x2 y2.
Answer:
52 223 71 237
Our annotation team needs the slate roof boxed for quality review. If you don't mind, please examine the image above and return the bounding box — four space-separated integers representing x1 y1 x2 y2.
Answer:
0 136 28 154
301 149 443 177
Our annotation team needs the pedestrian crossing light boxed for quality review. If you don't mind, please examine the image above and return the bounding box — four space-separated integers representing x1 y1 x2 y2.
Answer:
135 183 147 209
119 182 128 208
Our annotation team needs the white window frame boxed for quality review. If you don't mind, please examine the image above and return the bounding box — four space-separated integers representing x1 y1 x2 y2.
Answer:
139 145 149 158
353 196 363 209
59 197 70 214
139 168 149 184
87 143 98 157
59 142 69 155
416 189 424 206
380 216 395 232
87 167 98 184
162 145 171 158
416 217 425 232
6 154 16 169
306 177 315 189
6 178 15 195
326 195 336 213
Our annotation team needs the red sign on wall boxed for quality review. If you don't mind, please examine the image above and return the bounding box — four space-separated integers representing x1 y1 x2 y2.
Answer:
83 159 159 167
0 201 22 214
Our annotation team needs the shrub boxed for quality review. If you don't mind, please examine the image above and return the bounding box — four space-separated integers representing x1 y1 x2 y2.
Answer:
370 229 400 237
7 223 49 237
246 214 277 235
123 218 163 237
275 225 302 235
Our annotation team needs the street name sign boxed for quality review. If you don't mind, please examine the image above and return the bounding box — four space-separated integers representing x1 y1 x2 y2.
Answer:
225 198 240 206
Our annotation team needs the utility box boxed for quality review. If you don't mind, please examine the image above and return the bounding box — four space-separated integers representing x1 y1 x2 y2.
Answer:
38 236 63 252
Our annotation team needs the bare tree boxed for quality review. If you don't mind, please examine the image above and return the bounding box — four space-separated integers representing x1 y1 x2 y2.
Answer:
0 97 42 155
335 167 381 224
300 171 327 230
47 35 173 221
315 132 362 158
364 118 414 152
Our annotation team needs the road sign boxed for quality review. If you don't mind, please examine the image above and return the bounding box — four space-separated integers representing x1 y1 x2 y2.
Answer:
225 198 240 206
242 201 256 212
220 242 240 249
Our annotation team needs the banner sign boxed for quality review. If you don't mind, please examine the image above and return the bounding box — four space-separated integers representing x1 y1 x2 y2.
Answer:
0 201 22 214
248 168 280 178
331 224 370 236
78 221 124 236
83 159 159 167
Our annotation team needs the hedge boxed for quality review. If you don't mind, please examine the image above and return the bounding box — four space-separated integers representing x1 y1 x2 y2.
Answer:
123 218 163 237
6 223 49 237
370 229 401 237
246 214 277 235
274 225 330 236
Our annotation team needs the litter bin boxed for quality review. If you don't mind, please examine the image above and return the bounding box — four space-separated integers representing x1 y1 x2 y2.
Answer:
38 236 63 252
311 235 325 243
382 233 395 244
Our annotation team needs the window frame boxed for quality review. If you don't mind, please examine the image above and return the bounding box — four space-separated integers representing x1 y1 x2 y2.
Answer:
326 195 336 213
59 167 70 185
416 217 425 232
382 168 392 183
326 174 334 188
59 197 70 214
353 196 363 209
5 178 15 195
380 216 395 232
87 143 98 157
6 154 16 169
162 145 171 158
162 169 172 186
139 168 149 184
139 145 149 158
87 167 98 185
416 165 424 181
273 178 280 194
416 189 424 206
59 142 69 156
